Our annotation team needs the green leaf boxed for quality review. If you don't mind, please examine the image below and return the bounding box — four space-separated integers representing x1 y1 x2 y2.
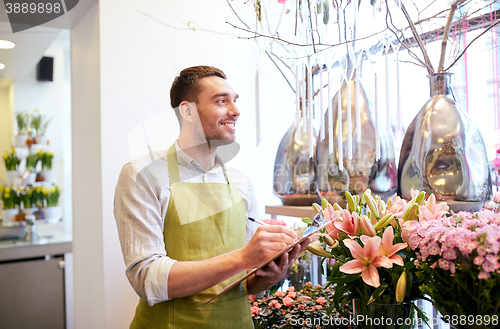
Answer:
367 284 388 304
328 273 361 284
302 218 312 224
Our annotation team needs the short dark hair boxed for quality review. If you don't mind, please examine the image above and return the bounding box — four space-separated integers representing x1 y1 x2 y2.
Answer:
170 66 227 123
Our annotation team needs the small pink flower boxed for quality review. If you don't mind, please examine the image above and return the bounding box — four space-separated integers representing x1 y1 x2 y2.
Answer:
283 297 295 307
439 259 450 270
288 286 295 292
474 256 485 266
493 158 500 170
253 302 258 307
274 291 286 298
493 191 500 202
305 282 312 287
251 306 261 316
269 300 282 309
287 292 296 299
298 304 305 310
483 261 496 272
249 295 257 302
478 271 490 280
316 297 326 305
315 305 323 310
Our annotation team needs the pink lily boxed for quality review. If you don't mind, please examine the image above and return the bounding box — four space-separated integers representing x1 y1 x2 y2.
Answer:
378 227 407 266
418 194 448 221
386 197 409 219
339 236 392 287
323 206 341 240
334 210 361 238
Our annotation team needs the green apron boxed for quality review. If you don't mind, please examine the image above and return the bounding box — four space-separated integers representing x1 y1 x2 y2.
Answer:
130 144 253 329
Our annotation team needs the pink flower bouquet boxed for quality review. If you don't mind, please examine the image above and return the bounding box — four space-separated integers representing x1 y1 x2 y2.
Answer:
303 189 441 324
405 210 500 328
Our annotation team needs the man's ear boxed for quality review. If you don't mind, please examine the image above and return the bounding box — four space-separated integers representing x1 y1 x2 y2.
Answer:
178 101 197 124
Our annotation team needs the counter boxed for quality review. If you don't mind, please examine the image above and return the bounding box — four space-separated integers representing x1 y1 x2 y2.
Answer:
0 230 72 329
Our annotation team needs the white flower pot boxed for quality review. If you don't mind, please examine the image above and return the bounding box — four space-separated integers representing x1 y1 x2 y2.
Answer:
35 135 47 145
1 208 19 226
23 207 38 216
15 135 28 147
42 206 61 223
25 172 37 185
41 169 55 184
5 170 19 186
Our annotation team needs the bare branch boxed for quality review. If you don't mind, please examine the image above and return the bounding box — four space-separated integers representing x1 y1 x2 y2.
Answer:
400 2 435 73
225 21 387 50
226 0 250 30
444 18 500 71
438 0 466 72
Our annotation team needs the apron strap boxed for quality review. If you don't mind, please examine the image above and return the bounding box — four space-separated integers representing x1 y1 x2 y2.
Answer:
166 144 180 184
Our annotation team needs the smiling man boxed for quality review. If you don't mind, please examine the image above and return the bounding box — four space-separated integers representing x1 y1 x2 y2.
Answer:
114 66 311 328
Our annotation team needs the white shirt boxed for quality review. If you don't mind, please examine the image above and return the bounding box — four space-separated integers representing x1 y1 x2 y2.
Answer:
113 142 260 306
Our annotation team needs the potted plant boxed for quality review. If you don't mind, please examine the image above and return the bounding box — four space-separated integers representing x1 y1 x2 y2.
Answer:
0 186 20 225
38 150 55 184
41 185 61 223
15 111 30 146
31 110 51 145
3 149 21 186
20 187 38 216
24 153 40 185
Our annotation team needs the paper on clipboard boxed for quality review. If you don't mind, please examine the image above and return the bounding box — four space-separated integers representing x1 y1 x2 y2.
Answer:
204 217 330 305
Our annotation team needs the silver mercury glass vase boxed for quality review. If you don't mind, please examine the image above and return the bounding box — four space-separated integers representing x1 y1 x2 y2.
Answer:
317 72 397 207
273 113 321 206
398 73 492 212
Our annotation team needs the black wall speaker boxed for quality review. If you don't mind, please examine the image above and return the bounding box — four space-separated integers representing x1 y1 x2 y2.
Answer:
37 57 54 82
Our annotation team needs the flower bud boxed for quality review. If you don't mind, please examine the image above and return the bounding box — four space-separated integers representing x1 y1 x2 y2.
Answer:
359 215 376 237
396 271 407 303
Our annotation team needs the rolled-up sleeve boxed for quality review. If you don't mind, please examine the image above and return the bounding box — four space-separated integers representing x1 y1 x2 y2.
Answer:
113 159 176 306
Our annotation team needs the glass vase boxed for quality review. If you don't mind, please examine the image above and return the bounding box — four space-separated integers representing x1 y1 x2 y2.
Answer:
398 73 491 212
353 299 414 329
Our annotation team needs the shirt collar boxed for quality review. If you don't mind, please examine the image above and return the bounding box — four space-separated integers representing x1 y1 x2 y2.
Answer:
174 140 225 173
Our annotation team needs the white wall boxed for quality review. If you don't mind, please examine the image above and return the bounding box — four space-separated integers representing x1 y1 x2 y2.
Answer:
71 2 105 328
11 30 72 236
72 1 295 328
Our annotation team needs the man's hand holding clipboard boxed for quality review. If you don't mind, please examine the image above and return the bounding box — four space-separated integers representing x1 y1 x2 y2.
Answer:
205 211 328 304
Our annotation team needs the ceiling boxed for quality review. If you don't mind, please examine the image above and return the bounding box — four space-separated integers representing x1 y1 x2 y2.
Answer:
0 0 98 87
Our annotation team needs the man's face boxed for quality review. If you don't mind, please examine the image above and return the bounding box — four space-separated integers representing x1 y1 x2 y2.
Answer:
195 76 240 146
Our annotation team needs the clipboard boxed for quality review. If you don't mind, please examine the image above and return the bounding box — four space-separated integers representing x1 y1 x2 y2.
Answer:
204 219 330 304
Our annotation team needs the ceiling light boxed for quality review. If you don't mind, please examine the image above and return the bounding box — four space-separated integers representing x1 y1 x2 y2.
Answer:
0 40 15 49
0 63 5 69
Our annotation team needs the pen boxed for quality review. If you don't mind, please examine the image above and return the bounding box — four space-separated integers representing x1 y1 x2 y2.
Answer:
248 217 268 226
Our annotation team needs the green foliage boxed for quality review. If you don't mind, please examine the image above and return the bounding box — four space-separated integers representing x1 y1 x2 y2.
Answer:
25 153 40 172
0 186 20 209
3 149 21 171
15 112 30 134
